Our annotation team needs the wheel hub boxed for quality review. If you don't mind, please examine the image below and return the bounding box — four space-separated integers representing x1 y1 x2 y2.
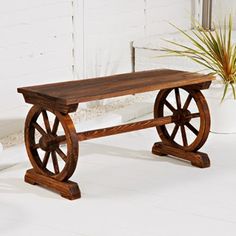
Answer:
174 109 191 126
39 134 59 152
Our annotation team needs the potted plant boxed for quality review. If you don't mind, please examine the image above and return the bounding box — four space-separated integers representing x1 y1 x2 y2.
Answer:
161 16 236 133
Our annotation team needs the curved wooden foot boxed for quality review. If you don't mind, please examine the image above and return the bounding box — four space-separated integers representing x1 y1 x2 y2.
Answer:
152 143 167 156
25 169 81 200
152 142 210 168
190 152 210 168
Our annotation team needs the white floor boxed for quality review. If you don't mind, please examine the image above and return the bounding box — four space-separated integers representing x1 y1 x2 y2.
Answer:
1 115 236 235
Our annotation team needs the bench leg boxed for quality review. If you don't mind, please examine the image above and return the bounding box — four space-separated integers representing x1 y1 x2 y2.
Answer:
24 105 80 200
153 87 211 167
152 142 210 168
25 169 81 200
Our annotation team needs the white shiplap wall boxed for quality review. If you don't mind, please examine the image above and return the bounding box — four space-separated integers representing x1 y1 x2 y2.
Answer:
212 0 236 28
81 0 145 78
75 0 192 79
0 0 73 137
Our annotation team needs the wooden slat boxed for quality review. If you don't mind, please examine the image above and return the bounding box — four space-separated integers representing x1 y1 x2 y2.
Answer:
78 115 177 141
55 115 178 144
18 69 215 105
55 112 200 143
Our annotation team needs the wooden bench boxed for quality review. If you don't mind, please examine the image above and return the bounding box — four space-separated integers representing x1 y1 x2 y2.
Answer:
18 69 215 200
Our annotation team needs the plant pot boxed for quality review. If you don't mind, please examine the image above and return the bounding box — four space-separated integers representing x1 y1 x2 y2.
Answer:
204 81 236 133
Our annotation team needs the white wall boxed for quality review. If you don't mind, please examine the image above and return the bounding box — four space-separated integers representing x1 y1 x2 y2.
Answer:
0 0 74 137
75 0 192 79
212 0 236 28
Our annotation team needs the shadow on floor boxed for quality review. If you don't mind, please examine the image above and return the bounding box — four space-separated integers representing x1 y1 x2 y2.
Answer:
0 161 60 200
0 140 194 200
0 177 62 200
80 141 190 167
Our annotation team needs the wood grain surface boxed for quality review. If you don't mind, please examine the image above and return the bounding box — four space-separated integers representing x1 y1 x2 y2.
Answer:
18 69 215 106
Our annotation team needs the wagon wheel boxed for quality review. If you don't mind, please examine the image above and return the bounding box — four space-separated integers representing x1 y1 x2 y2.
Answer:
25 105 78 181
154 88 210 152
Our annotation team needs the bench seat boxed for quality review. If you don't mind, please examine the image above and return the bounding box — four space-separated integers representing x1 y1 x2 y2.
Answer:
18 69 214 113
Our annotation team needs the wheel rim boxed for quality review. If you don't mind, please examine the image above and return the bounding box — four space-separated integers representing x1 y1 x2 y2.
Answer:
25 106 78 181
154 88 210 152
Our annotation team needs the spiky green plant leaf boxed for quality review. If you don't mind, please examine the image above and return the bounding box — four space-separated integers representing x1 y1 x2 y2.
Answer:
161 15 236 100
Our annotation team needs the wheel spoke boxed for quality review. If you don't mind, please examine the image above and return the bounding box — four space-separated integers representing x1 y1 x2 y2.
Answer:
52 117 59 135
181 125 188 146
164 100 176 113
51 151 60 174
185 123 199 136
31 143 40 149
175 88 182 110
33 122 47 136
42 110 51 134
183 94 192 110
42 151 50 168
186 112 200 119
154 88 210 151
170 124 179 140
55 148 67 162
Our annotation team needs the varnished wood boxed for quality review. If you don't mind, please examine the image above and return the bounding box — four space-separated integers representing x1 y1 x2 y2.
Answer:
18 69 214 199
154 87 211 152
152 142 210 168
78 115 176 141
55 115 178 143
22 94 78 114
25 106 78 181
18 69 214 109
184 81 212 90
25 169 81 200
55 113 200 143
